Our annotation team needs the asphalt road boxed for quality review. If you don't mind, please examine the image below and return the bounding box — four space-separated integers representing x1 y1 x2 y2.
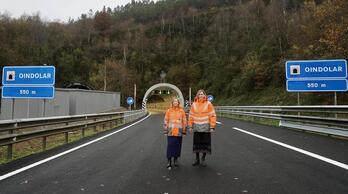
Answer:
0 113 347 194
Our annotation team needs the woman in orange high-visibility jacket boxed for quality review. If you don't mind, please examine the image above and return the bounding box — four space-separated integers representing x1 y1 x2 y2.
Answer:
164 98 187 169
188 89 216 167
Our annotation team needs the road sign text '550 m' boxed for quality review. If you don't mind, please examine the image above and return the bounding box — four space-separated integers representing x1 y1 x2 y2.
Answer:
286 80 348 92
2 86 55 99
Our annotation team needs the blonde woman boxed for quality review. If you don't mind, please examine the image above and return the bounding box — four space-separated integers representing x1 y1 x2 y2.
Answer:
163 98 187 169
188 89 216 167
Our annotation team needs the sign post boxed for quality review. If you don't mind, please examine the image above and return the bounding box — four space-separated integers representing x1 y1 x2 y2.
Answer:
286 59 347 105
189 87 192 105
134 84 136 109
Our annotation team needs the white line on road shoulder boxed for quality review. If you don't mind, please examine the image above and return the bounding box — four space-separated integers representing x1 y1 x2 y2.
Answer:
216 121 223 125
0 114 151 181
233 127 348 170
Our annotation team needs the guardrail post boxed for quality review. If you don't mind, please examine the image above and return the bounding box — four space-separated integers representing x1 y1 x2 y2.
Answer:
82 116 87 137
94 118 98 132
251 110 255 122
65 132 69 144
7 129 14 160
42 136 47 151
7 143 13 161
7 144 13 160
82 128 85 137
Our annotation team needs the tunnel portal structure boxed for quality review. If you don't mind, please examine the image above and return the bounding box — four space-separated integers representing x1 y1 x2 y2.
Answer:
142 83 184 109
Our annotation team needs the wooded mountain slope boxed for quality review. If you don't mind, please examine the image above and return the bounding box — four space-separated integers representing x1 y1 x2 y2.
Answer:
1 0 347 105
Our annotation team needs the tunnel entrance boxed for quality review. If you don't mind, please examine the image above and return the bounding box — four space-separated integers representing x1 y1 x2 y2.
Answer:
142 83 184 111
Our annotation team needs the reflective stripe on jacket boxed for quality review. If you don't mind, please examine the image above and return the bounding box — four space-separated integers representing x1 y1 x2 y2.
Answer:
188 99 216 132
164 107 187 136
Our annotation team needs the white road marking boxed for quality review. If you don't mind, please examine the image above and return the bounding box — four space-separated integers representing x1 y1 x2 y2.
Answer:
0 114 151 181
216 121 222 125
233 127 348 170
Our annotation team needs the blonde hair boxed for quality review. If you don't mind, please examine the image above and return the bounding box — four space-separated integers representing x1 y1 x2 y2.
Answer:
194 89 207 101
171 98 180 107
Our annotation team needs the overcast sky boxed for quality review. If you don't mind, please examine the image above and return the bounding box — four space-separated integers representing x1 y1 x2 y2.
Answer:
0 0 134 22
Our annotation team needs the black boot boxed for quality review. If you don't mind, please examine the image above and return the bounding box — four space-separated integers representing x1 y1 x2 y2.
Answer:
201 153 206 167
192 153 200 166
166 158 172 170
174 157 179 167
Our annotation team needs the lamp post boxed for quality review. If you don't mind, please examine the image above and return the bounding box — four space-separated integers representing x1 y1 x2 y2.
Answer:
160 71 166 83
160 71 166 95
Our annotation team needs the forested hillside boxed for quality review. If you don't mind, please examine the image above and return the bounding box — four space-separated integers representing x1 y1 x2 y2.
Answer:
1 0 348 105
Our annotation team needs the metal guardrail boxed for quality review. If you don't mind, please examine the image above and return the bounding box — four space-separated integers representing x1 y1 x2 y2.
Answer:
0 109 147 160
5 104 344 161
215 106 348 138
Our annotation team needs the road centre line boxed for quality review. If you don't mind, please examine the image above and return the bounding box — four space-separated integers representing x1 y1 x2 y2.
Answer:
233 127 348 170
0 114 151 181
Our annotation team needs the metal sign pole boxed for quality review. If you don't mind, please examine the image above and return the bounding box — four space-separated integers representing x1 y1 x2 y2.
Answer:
189 87 192 105
134 84 136 109
11 98 15 120
27 98 30 118
297 92 300 106
43 99 46 117
297 92 300 116
334 92 337 105
334 92 337 118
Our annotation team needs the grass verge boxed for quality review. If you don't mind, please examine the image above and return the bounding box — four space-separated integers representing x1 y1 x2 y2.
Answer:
218 113 279 127
0 123 121 165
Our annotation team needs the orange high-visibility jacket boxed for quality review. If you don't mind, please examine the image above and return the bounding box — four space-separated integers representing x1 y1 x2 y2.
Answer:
188 98 216 132
164 107 187 136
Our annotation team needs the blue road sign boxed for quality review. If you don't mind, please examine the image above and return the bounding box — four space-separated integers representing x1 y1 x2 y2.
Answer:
207 95 214 102
2 66 55 85
127 97 134 105
286 59 347 79
286 80 348 92
2 86 55 99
